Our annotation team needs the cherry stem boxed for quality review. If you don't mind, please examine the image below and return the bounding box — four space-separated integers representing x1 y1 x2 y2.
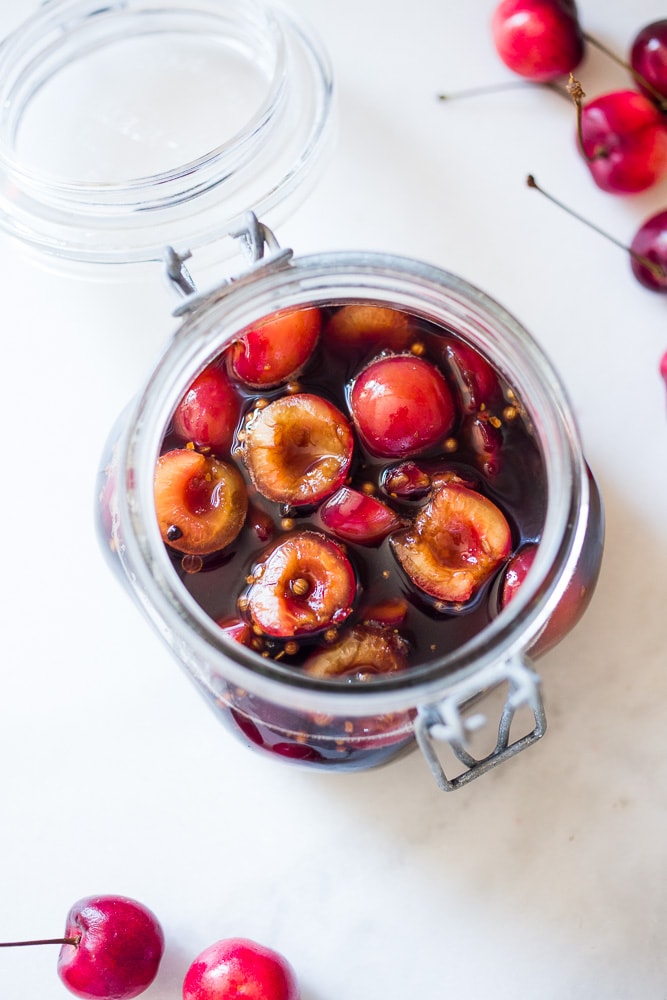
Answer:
566 75 603 162
582 31 667 113
0 936 80 948
526 175 665 282
437 80 568 102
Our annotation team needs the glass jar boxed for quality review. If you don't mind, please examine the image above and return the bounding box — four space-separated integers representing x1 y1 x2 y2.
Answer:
97 224 604 792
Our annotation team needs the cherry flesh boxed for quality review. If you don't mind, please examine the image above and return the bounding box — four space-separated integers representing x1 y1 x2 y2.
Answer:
303 624 414 747
54 896 164 1000
242 530 356 638
172 362 241 455
349 354 456 458
324 303 413 352
304 623 409 679
319 486 405 545
390 480 513 605
228 306 321 388
182 938 299 1000
491 0 584 82
242 393 354 506
360 595 409 627
574 87 667 194
631 20 667 107
154 449 248 555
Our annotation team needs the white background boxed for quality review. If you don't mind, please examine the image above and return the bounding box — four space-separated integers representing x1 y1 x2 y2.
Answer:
1 1 667 998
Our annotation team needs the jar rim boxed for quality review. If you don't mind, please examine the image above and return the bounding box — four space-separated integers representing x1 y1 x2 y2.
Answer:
0 0 334 263
115 249 591 715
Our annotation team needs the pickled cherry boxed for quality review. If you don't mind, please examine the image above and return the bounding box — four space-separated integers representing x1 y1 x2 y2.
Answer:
229 307 321 388
172 362 241 454
350 354 456 457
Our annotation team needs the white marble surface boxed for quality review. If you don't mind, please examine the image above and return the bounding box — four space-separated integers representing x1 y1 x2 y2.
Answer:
1 1 666 998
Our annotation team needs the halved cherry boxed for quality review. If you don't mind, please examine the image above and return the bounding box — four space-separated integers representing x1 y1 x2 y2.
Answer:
216 616 253 646
228 307 321 388
463 413 504 477
440 336 501 413
243 530 356 637
303 624 409 680
390 480 512 604
303 625 413 747
360 596 409 627
319 487 405 545
172 361 242 454
154 448 247 555
325 304 413 353
243 393 354 506
349 354 456 458
381 461 432 501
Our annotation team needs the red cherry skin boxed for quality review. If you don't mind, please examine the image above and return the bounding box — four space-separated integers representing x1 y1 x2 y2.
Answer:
381 461 431 501
228 307 321 388
349 355 456 458
216 617 253 645
578 90 667 194
630 20 667 108
173 362 242 454
500 544 537 608
441 337 501 413
182 938 299 1000
491 0 584 82
319 487 405 545
57 895 164 1000
629 210 667 292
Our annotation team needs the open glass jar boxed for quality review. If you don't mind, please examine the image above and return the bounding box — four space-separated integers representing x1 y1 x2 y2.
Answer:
2 1 603 791
97 224 604 791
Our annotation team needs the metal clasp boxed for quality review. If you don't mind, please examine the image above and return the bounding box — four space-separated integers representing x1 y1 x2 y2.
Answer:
163 211 294 315
414 658 546 792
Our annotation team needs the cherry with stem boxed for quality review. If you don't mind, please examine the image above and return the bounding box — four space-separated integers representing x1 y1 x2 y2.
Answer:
582 30 667 114
526 174 667 290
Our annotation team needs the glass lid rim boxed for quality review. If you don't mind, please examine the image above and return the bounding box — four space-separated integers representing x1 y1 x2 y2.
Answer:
0 0 335 263
0 0 289 192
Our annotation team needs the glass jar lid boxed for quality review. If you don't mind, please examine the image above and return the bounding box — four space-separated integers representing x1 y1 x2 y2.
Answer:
0 0 334 264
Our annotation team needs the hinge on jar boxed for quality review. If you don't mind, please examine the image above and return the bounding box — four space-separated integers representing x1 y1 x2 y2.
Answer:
163 212 294 316
414 658 546 792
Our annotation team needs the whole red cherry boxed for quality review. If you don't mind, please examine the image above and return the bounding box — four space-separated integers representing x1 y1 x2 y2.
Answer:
629 209 667 291
57 896 164 1000
491 0 584 82
630 20 667 109
0 896 164 1000
349 354 456 458
182 938 299 1000
575 88 667 194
